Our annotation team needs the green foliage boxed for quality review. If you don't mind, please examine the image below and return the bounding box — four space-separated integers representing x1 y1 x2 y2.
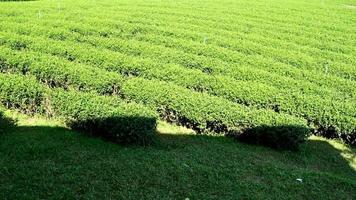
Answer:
0 0 355 196
0 46 313 149
237 125 311 151
0 73 45 114
0 32 354 145
0 46 124 95
122 78 310 149
0 73 157 145
49 89 157 145
0 69 311 149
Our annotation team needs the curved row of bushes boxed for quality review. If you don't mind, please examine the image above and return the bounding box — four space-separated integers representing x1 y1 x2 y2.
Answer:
1 23 354 100
3 0 351 51
0 52 312 149
0 73 157 145
1 20 355 98
2 7 354 80
0 46 124 95
0 35 354 144
4 15 352 94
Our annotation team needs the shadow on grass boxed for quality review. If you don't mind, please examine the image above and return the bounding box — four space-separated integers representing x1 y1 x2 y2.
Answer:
158 130 355 176
0 110 16 134
0 124 355 199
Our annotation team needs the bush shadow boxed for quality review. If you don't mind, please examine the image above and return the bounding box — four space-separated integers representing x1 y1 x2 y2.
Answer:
0 110 16 134
0 122 355 199
1 122 355 182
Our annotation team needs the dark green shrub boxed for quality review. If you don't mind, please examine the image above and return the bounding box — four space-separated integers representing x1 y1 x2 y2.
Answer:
49 90 157 145
69 116 157 145
237 125 311 151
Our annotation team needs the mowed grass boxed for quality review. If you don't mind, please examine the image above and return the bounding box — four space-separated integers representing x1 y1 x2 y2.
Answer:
0 112 355 200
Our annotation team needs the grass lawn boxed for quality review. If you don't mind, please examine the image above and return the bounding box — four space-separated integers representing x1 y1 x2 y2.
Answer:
0 111 355 199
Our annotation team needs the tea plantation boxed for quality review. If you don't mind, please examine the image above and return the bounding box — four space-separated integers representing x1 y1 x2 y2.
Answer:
0 0 355 198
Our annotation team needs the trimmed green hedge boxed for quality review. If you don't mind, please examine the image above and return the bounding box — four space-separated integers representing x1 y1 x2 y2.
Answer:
122 78 308 134
0 43 314 149
122 78 311 149
0 73 157 145
49 89 157 145
0 34 354 145
237 125 310 151
0 72 311 149
1 43 354 146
